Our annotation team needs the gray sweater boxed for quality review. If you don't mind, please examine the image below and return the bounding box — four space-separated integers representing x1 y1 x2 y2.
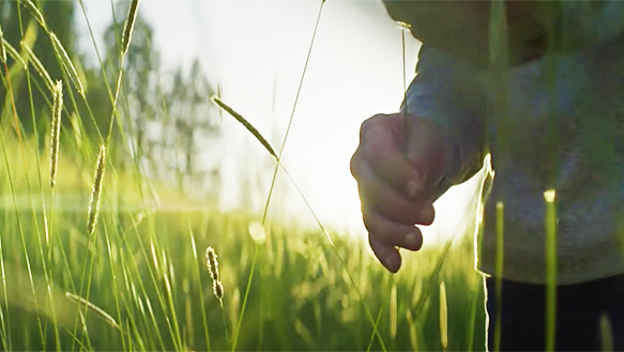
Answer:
398 6 624 284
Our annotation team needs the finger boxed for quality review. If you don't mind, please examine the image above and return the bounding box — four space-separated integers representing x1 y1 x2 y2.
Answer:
356 114 424 197
362 207 424 251
369 234 401 273
355 159 435 225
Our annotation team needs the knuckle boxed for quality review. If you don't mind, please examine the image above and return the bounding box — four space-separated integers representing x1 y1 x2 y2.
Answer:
350 151 362 179
359 114 385 140
359 119 373 140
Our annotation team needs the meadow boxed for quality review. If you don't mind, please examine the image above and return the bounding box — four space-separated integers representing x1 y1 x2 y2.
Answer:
0 132 488 351
0 0 489 351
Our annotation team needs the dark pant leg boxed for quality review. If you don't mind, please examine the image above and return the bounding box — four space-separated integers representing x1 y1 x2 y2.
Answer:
486 278 545 351
486 277 602 352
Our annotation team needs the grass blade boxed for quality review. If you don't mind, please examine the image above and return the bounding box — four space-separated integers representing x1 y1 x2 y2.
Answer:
2 39 27 69
19 0 48 32
0 22 6 64
65 292 121 331
544 189 557 352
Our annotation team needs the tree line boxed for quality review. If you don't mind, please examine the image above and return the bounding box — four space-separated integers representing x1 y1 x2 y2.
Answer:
1 0 222 199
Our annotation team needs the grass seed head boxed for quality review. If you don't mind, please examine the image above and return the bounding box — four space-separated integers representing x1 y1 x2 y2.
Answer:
205 246 219 281
50 80 63 188
210 96 278 159
121 0 140 57
213 281 224 301
87 145 107 234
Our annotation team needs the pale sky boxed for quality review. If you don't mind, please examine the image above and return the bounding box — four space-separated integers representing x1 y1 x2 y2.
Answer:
76 0 484 248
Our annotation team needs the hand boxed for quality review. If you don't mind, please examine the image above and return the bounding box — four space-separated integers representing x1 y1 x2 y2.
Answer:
350 112 450 273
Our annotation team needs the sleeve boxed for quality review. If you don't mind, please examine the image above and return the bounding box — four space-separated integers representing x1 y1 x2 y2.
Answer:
556 1 624 51
402 46 487 201
381 0 491 68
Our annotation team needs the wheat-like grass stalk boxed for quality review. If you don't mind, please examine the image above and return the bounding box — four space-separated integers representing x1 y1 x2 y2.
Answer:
206 246 228 347
49 33 84 97
210 96 278 159
544 189 558 352
439 281 448 350
20 41 55 94
389 283 397 340
121 0 140 57
49 80 63 189
2 39 27 68
19 0 48 32
65 292 120 330
205 247 224 302
0 23 6 64
87 145 106 234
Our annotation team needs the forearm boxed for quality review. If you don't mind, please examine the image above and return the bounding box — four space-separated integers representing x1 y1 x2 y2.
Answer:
402 47 486 200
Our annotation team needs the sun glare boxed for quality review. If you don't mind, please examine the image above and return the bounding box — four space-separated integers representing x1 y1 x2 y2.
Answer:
79 0 482 245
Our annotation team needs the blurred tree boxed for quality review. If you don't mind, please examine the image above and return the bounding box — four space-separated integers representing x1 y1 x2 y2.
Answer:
103 0 161 169
103 1 222 200
164 59 221 198
0 0 77 138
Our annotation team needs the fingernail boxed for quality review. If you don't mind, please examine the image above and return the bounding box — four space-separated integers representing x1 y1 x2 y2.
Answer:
405 233 420 249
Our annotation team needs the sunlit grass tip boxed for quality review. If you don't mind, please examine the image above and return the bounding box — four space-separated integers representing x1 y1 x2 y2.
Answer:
121 0 141 57
544 189 556 203
65 292 121 330
0 22 6 64
439 281 448 350
87 145 107 234
396 21 411 30
248 221 266 244
20 0 48 32
50 80 63 188
210 96 278 159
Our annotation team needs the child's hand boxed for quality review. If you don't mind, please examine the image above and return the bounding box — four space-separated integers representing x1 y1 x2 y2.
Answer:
350 113 449 273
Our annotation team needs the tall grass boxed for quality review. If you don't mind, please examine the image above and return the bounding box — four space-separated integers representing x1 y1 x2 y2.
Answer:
0 1 492 351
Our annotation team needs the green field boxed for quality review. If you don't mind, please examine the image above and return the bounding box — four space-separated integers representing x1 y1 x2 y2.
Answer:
0 134 487 351
0 1 489 350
